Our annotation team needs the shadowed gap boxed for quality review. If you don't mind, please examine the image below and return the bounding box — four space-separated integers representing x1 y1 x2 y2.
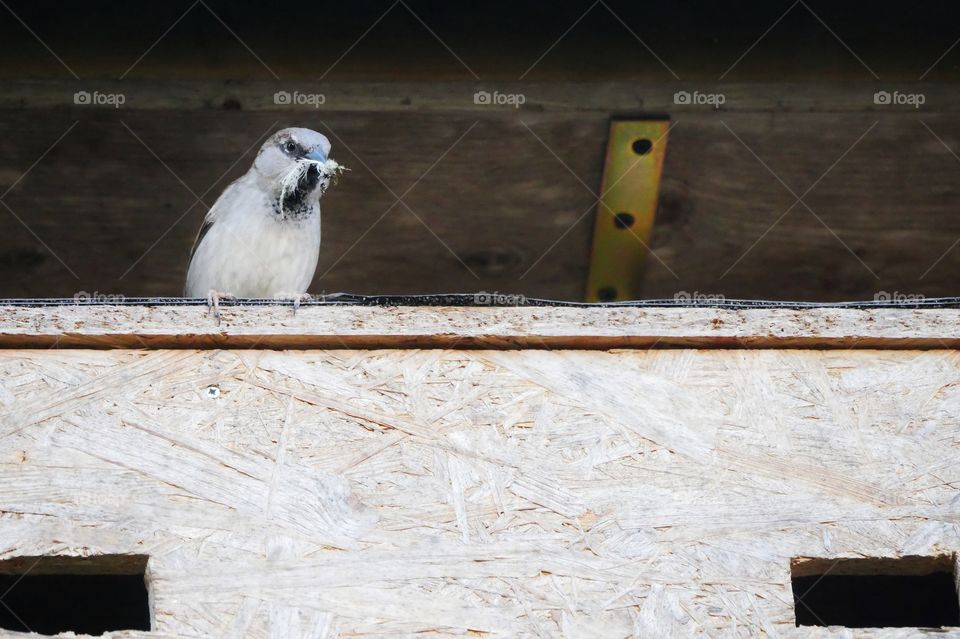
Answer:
792 556 959 628
0 555 150 636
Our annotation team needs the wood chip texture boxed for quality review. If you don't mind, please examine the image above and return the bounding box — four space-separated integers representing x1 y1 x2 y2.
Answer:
1 311 959 636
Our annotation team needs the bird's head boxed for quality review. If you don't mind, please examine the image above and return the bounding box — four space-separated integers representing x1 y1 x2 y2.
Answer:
256 127 332 179
253 128 346 216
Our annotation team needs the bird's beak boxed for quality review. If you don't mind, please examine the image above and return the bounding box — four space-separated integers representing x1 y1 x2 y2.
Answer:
304 148 327 162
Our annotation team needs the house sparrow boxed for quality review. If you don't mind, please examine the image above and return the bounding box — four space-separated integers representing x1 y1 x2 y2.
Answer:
184 127 345 317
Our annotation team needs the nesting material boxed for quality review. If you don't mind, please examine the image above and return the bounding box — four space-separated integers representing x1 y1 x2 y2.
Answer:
1 336 958 637
278 158 348 203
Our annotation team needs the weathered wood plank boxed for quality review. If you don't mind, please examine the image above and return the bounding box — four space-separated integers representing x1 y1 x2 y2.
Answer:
0 109 604 301
3 108 960 301
2 1 958 85
1 81 956 113
649 111 960 300
0 304 959 349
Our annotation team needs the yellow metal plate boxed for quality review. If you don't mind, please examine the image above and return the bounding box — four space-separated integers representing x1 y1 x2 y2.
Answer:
585 119 670 302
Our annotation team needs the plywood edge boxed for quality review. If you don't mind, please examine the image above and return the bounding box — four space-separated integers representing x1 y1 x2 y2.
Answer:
0 554 148 576
790 555 958 578
0 304 958 350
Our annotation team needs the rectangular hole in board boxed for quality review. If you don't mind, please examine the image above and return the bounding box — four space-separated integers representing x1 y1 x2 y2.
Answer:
791 555 959 629
0 555 150 636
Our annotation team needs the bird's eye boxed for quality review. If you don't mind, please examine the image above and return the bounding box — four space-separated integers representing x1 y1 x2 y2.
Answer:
284 140 298 154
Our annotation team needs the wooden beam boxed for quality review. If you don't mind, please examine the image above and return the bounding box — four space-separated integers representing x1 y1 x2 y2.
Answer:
790 555 957 579
1 81 956 113
0 554 147 576
1 304 958 350
3 107 960 302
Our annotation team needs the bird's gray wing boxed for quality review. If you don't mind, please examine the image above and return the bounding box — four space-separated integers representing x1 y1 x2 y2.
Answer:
189 218 214 259
188 176 245 259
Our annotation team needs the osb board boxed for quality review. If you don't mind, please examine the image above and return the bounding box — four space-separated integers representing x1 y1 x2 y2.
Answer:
1 305 960 350
1 347 959 637
4 108 960 301
0 304 953 351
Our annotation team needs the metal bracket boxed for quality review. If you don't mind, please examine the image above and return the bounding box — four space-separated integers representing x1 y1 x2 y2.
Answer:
585 119 670 302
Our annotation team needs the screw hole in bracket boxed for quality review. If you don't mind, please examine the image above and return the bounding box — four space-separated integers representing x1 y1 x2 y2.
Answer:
613 212 635 229
631 138 653 155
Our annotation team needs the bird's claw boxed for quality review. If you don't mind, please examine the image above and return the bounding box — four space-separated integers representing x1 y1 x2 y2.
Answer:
273 292 312 314
206 290 235 324
292 293 312 314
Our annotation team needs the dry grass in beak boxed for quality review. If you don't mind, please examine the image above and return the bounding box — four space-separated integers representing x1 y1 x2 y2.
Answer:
278 158 349 202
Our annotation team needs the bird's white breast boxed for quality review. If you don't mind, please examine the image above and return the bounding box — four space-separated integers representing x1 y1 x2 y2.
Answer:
184 177 321 298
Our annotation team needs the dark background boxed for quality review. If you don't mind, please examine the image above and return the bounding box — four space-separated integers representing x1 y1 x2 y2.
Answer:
1 1 959 300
